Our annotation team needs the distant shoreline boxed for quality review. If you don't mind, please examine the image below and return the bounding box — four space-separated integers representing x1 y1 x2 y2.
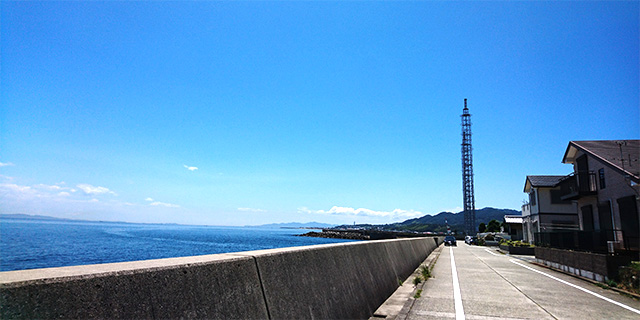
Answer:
0 214 331 230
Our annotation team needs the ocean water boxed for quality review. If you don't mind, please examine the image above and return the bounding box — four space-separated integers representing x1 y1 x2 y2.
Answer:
0 218 356 272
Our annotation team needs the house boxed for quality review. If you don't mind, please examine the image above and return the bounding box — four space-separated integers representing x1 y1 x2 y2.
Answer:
503 215 524 240
521 175 579 243
559 140 639 252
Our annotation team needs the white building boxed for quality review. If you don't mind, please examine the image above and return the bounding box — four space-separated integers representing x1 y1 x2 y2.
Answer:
522 175 579 244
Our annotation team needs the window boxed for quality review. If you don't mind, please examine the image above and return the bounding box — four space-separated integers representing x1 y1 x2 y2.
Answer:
529 189 536 206
598 168 606 189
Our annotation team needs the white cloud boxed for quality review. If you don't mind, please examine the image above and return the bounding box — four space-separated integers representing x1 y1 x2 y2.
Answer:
443 206 463 213
298 206 424 219
0 162 15 167
145 197 154 202
76 184 116 196
35 184 62 190
149 201 180 208
0 183 33 193
183 165 198 171
238 207 266 213
58 192 71 197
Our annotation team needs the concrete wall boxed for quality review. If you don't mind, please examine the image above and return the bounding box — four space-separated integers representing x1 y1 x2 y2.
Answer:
0 237 441 320
535 247 633 282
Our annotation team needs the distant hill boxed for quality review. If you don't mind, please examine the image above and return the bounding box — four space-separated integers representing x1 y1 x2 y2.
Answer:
253 222 336 229
337 207 519 233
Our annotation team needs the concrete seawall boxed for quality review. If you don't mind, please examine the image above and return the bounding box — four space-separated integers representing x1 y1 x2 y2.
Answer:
0 237 441 319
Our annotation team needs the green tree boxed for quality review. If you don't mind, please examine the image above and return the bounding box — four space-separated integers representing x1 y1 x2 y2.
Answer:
478 223 486 233
486 219 501 232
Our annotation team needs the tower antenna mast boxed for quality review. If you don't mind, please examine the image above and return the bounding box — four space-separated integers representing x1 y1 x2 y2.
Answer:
461 99 476 235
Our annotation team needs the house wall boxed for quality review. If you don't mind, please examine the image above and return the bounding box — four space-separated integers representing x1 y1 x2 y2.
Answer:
522 214 539 244
528 187 578 232
570 150 639 247
537 187 578 214
538 214 579 230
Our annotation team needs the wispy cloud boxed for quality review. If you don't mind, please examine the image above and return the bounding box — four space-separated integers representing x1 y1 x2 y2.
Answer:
183 165 198 171
238 207 266 213
76 184 116 196
0 162 15 167
145 197 154 202
298 206 424 219
149 201 180 208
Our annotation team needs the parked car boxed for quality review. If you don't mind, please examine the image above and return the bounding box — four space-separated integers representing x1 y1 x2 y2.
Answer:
444 236 457 246
465 236 478 245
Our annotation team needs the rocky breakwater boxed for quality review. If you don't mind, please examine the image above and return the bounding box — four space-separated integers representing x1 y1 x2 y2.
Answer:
297 229 369 240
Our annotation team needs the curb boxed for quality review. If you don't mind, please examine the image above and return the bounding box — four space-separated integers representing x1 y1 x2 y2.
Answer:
369 243 444 320
530 261 640 300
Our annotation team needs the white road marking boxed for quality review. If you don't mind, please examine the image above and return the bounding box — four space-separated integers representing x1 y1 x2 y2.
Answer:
450 247 465 320
510 259 640 316
484 248 499 256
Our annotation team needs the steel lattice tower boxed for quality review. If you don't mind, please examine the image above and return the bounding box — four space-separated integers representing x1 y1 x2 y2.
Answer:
461 99 476 235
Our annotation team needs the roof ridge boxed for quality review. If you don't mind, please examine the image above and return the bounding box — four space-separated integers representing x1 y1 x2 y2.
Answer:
570 140 639 179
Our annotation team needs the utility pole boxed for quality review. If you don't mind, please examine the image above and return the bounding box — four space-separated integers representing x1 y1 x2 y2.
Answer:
461 99 476 235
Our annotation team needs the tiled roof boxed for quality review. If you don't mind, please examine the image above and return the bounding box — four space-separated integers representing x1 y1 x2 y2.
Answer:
566 140 639 179
526 175 565 187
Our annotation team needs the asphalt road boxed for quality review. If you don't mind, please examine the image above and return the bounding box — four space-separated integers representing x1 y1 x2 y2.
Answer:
404 244 640 320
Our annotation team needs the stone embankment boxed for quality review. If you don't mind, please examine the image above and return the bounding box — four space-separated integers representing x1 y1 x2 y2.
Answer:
0 237 441 319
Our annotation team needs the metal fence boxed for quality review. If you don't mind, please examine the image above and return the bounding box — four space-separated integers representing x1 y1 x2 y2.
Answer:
535 229 638 254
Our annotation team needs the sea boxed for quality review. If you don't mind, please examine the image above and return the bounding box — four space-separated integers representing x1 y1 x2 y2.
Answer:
0 218 356 272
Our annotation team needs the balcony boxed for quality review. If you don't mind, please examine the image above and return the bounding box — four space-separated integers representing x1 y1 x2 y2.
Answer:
558 171 597 200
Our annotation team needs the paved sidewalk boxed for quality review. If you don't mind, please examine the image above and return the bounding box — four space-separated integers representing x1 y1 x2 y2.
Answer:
384 244 640 320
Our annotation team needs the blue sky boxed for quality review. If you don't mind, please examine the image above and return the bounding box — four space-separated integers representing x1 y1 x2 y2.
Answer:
1 1 638 226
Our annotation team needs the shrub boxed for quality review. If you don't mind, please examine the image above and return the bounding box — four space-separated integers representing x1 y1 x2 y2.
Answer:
501 240 534 247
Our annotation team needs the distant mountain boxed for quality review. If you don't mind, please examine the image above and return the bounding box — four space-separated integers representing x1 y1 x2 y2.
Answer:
253 222 336 229
337 207 519 233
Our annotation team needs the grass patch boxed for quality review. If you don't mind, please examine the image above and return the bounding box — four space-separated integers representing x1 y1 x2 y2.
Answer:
420 265 431 279
413 276 422 286
413 289 422 299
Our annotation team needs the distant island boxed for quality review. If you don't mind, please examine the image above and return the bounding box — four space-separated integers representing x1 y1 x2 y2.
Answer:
0 213 74 221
